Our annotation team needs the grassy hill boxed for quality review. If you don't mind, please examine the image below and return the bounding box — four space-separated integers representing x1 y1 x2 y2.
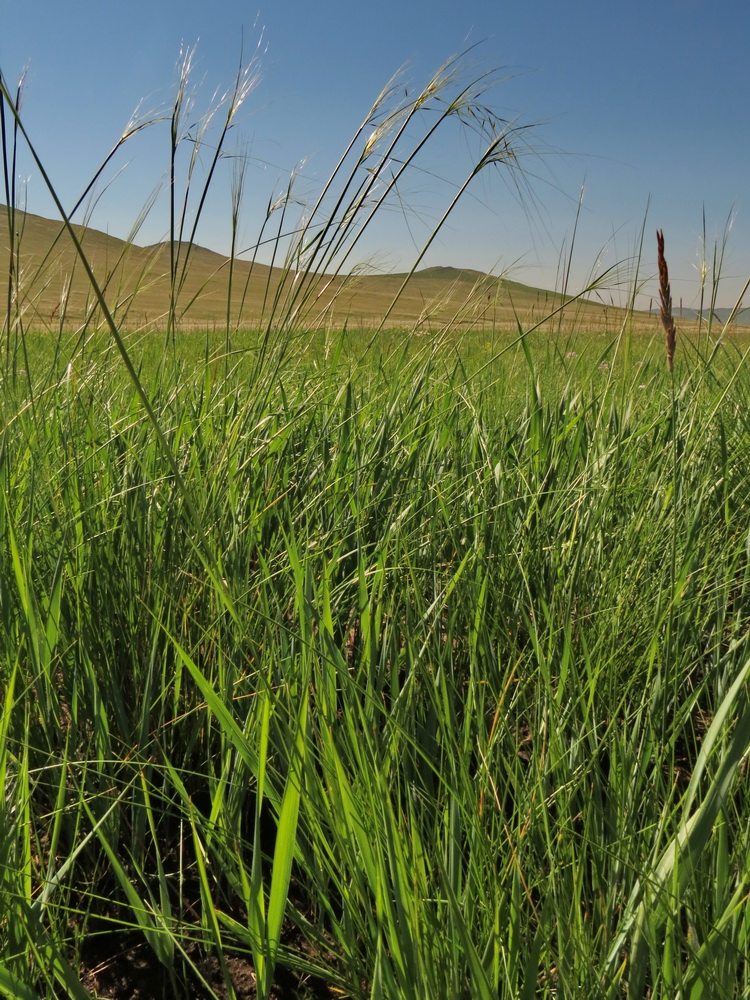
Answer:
0 206 676 334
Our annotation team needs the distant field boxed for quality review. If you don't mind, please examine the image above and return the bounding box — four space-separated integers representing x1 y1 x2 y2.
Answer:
0 207 705 335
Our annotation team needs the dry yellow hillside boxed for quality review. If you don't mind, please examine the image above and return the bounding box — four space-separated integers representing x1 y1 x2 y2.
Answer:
1 207 660 333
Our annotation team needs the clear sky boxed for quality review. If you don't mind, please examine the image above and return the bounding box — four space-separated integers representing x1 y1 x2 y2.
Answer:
1 0 749 309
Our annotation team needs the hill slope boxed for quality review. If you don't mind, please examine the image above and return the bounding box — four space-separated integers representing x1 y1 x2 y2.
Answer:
0 207 693 333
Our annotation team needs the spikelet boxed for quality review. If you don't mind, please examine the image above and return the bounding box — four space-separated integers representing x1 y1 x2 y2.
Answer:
657 229 676 373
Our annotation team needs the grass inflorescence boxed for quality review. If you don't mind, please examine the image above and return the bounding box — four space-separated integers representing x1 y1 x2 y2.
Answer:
2 46 750 1000
657 229 677 372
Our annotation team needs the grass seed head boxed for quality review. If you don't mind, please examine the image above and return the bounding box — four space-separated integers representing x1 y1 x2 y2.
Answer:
657 228 676 372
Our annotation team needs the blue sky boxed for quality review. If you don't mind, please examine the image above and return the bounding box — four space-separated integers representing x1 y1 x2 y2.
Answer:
1 0 749 308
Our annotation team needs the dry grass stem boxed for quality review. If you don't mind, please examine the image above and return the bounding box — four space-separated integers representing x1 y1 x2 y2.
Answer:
657 228 677 372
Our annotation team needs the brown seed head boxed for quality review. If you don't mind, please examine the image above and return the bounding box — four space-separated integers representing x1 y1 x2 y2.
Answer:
657 229 676 373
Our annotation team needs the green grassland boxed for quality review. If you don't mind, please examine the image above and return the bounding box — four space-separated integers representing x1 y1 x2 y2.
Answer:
3 52 750 1000
3 320 750 1000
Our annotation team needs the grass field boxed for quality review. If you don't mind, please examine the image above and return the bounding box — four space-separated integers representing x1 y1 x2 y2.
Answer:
3 53 750 1000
